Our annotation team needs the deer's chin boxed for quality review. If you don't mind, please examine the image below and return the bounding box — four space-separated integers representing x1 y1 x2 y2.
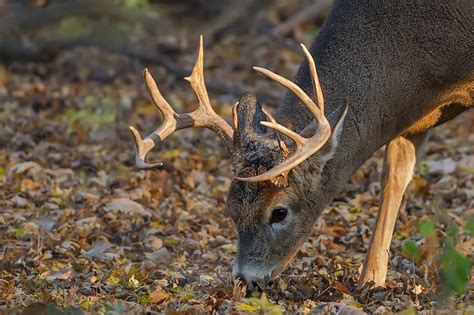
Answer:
270 264 286 280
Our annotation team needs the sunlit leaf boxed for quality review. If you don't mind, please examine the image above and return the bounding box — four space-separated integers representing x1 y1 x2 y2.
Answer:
57 17 93 38
403 240 419 260
441 246 471 294
418 218 436 238
465 219 474 235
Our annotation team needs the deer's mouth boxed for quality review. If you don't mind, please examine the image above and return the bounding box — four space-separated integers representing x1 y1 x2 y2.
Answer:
243 279 276 296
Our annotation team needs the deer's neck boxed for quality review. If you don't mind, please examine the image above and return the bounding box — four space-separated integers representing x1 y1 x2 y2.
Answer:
275 0 472 207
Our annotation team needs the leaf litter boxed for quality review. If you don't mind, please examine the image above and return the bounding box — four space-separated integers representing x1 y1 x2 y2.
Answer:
0 15 473 315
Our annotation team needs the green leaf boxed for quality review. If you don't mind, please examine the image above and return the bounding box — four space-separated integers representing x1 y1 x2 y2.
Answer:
399 306 416 315
15 227 24 240
241 292 284 315
137 294 150 304
239 303 257 312
102 303 113 312
80 300 90 311
418 218 436 237
465 219 474 236
161 148 180 160
403 240 419 260
447 225 459 238
64 96 116 133
118 0 149 8
57 17 93 38
441 246 471 294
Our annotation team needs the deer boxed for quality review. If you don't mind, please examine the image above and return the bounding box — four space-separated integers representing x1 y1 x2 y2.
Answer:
129 0 473 289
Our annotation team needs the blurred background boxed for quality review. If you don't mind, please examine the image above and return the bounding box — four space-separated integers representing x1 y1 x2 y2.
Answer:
0 0 333 153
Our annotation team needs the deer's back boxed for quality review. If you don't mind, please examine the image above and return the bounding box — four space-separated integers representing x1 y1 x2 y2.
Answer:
278 0 473 144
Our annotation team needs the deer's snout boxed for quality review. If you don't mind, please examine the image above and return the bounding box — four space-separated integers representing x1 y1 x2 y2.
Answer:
232 262 271 286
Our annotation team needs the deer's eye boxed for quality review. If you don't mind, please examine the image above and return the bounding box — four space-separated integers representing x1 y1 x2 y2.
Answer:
270 207 288 224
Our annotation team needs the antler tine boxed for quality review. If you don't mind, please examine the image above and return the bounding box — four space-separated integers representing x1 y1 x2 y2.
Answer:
144 69 176 121
300 43 324 113
232 102 239 130
235 44 335 182
185 35 233 150
129 36 233 169
185 36 211 113
128 69 180 169
261 107 289 154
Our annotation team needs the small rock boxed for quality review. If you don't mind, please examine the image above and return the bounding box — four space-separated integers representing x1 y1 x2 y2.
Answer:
144 247 171 264
10 195 29 208
104 198 153 218
144 235 163 251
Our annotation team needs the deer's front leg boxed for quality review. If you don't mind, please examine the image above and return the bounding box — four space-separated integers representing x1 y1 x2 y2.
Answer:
357 133 427 288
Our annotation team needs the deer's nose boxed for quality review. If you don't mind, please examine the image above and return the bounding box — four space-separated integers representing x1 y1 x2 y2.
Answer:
232 265 266 286
232 264 248 284
232 266 253 286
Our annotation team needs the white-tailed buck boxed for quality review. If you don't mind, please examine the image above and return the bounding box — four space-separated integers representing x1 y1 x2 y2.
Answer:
130 1 473 288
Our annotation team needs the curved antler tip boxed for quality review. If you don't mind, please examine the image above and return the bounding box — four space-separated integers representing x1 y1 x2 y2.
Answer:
134 159 164 170
128 126 143 143
143 68 150 77
143 69 154 82
300 44 313 58
299 43 309 50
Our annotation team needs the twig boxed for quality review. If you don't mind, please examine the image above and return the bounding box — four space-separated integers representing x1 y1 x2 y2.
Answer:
36 230 41 257
314 285 333 301
271 0 333 36
0 37 244 97
0 0 157 36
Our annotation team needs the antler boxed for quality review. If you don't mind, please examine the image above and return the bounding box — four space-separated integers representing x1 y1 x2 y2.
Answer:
235 44 348 182
129 36 233 169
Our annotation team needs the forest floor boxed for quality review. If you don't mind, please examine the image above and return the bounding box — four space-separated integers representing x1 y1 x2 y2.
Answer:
0 12 473 314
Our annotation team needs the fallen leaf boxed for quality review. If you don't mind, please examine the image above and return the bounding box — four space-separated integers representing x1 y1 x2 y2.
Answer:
104 198 153 218
40 269 73 282
149 289 170 304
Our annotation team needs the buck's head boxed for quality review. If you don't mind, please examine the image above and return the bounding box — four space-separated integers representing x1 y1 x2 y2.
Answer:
129 36 347 287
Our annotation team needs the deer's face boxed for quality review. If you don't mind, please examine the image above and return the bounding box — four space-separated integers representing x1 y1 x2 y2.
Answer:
227 176 319 285
227 91 341 285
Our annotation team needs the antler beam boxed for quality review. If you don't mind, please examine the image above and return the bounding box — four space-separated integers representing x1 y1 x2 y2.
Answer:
129 36 233 169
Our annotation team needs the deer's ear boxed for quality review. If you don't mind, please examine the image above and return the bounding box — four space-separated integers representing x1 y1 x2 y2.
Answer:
320 104 348 162
233 92 268 142
231 92 281 173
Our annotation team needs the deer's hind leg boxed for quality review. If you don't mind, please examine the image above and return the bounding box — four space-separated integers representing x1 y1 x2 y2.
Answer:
357 132 429 289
